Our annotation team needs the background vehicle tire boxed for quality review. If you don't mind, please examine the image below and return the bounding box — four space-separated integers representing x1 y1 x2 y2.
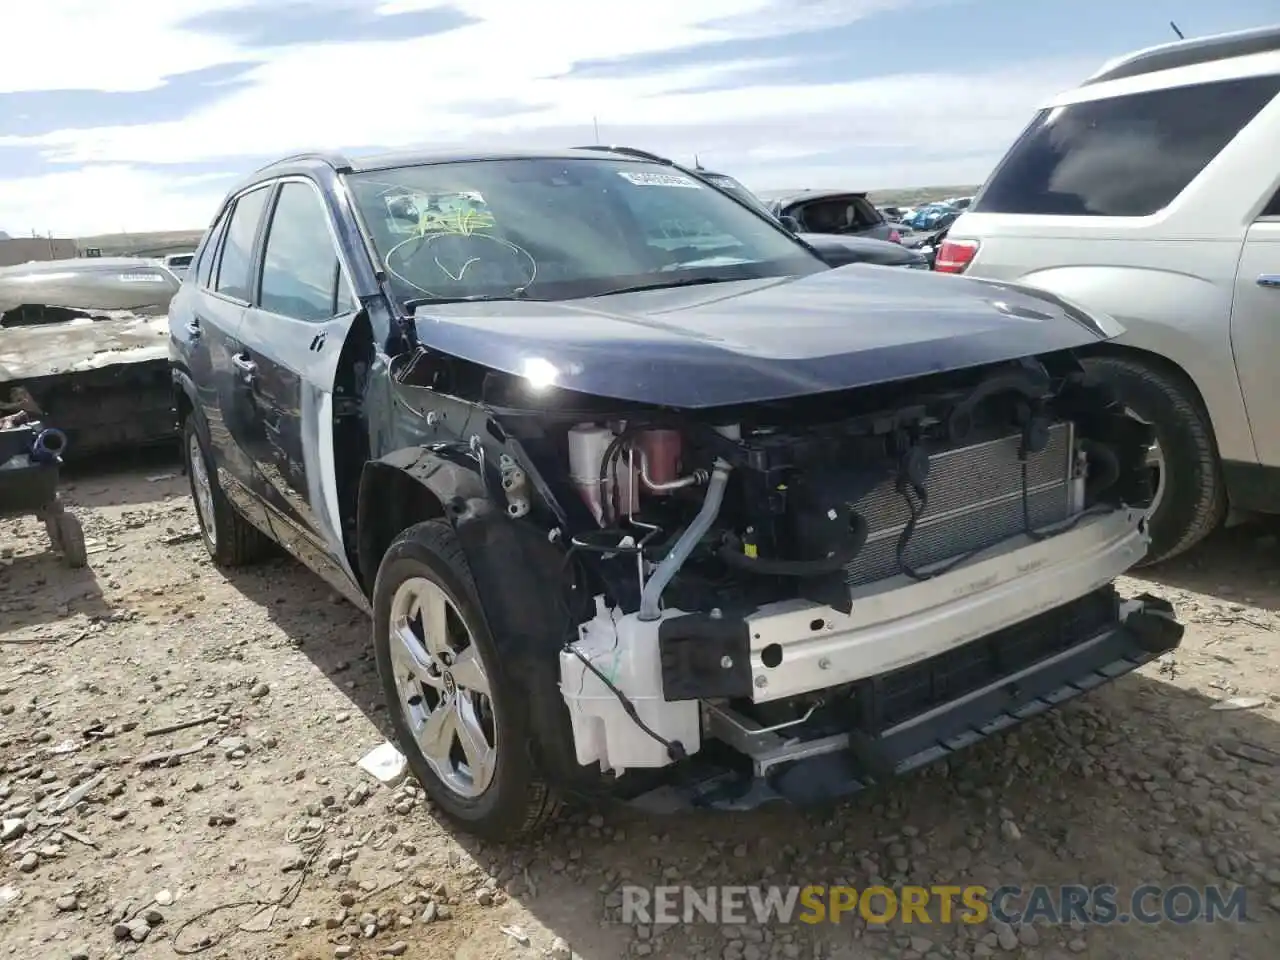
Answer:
1081 355 1225 565
183 417 272 567
373 520 561 841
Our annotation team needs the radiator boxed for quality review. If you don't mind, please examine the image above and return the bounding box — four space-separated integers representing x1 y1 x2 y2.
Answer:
845 423 1075 586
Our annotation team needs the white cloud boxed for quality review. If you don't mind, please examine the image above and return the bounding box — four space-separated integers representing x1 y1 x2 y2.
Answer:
0 166 228 237
0 0 252 93
0 0 1094 234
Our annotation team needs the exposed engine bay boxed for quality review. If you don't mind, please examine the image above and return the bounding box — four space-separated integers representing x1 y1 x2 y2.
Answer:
439 350 1165 794
393 341 1181 806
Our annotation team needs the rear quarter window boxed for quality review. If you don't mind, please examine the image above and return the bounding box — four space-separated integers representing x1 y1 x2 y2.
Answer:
973 74 1280 217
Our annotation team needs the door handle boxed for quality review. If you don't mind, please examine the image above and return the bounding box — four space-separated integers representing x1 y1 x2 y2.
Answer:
185 321 202 338
1258 275 1280 289
231 353 257 380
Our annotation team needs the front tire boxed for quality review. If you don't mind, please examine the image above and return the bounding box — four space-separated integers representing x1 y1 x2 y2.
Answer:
183 417 271 567
1081 355 1225 565
372 520 561 841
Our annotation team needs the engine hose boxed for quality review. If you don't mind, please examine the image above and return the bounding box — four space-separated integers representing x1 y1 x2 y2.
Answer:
31 427 67 463
1080 439 1120 499
718 515 868 576
638 459 731 621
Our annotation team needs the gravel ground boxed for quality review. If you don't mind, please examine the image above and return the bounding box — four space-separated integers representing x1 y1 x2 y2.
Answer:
1 459 1279 960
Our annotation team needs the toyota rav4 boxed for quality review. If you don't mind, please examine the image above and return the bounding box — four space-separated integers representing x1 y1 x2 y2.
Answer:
169 148 1182 840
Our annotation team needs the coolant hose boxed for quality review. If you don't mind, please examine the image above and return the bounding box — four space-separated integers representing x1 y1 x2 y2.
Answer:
637 459 732 621
31 427 67 463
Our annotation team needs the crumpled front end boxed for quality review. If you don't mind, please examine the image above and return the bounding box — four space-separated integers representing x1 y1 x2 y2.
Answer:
1 310 174 459
470 348 1186 809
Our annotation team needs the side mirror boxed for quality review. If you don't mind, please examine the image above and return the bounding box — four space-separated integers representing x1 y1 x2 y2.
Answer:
779 215 801 234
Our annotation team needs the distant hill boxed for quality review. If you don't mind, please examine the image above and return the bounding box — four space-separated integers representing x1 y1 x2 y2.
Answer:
868 185 981 208
77 229 205 258
0 231 9 240
73 184 980 257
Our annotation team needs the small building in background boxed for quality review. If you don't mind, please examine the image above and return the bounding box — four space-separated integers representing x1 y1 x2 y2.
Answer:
0 237 79 267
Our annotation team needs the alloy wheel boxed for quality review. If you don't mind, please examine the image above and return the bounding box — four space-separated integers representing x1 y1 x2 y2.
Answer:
387 576 497 798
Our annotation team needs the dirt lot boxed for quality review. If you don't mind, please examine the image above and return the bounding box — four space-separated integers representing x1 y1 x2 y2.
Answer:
2 459 1279 960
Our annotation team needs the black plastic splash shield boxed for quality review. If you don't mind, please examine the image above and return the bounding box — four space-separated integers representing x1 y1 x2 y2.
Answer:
626 596 1184 814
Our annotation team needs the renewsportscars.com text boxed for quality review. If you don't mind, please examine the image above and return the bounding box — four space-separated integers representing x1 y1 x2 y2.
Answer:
621 884 1249 926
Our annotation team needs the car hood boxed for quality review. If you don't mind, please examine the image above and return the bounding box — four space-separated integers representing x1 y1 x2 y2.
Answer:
411 266 1123 408
0 259 179 315
0 312 168 383
798 233 925 267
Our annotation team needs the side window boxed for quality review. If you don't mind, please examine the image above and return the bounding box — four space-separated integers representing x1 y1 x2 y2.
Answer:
195 209 230 289
974 75 1280 217
259 182 351 321
1261 187 1280 219
215 186 271 301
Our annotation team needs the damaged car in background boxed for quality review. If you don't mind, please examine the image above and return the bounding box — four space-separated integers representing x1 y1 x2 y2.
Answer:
170 148 1182 840
1 257 180 456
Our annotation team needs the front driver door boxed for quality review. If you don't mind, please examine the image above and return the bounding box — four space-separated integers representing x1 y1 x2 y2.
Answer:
235 178 363 591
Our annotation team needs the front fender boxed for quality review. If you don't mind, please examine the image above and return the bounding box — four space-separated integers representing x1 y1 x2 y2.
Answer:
1017 264 1254 464
360 444 603 791
456 508 629 795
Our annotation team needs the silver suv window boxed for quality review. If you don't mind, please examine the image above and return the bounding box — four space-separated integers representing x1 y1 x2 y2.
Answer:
973 74 1280 217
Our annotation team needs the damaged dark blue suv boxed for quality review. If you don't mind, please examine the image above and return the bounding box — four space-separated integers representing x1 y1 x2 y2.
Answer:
169 147 1182 840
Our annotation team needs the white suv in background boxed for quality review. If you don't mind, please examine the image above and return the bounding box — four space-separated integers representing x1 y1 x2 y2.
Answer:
941 25 1280 565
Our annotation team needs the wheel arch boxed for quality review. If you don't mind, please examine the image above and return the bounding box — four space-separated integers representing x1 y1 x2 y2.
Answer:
356 459 450 596
171 369 203 460
172 369 196 424
356 446 608 792
1074 341 1224 460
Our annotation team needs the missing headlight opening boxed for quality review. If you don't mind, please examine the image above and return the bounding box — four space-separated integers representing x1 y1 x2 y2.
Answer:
391 350 1169 793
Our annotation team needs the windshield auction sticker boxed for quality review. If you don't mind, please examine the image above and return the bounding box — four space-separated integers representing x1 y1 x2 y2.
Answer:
617 171 702 188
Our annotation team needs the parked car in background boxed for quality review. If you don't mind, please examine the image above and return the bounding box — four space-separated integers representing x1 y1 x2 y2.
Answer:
941 24 1280 565
755 189 903 243
901 225 952 270
163 250 197 278
0 257 178 456
169 146 1178 840
903 203 960 232
693 169 927 268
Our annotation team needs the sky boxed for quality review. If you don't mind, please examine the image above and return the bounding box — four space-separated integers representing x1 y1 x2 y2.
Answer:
0 0 1275 237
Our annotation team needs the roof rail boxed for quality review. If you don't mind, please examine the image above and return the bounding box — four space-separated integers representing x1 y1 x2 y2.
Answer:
573 144 674 164
251 151 354 174
1084 24 1280 86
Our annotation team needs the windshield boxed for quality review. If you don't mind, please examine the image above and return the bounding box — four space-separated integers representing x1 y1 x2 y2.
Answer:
699 173 779 221
345 157 822 304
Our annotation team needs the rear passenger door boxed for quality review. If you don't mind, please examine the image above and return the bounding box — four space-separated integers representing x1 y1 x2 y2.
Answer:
235 178 362 580
188 184 273 506
1231 188 1280 468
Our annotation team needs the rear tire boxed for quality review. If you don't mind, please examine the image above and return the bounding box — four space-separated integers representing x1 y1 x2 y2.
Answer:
1081 355 1225 565
372 520 562 841
183 417 271 567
